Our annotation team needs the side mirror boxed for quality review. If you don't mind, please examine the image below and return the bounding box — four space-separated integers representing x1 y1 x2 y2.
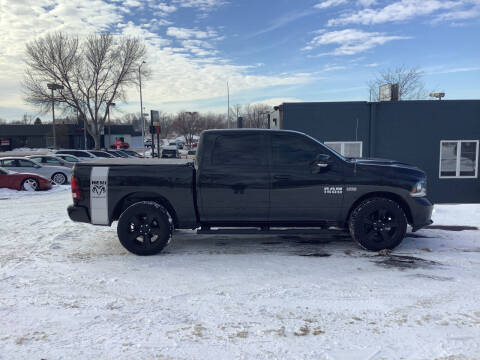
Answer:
313 154 330 172
34 164 41 168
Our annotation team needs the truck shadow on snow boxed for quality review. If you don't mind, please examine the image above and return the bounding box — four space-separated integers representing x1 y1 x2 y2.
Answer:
160 229 447 271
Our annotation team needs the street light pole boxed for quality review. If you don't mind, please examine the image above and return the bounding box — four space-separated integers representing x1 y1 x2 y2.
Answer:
107 102 115 149
139 61 146 156
47 83 64 149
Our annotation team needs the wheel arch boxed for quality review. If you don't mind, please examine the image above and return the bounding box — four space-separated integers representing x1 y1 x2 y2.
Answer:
346 191 413 225
112 192 179 228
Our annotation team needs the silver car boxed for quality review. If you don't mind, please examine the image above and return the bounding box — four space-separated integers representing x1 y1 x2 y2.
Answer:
0 157 72 185
27 155 75 168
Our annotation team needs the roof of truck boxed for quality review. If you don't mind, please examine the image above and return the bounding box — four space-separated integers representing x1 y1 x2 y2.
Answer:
75 158 192 166
202 128 304 135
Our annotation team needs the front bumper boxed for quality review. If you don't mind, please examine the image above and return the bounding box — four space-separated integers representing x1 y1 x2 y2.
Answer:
67 204 91 223
409 196 434 231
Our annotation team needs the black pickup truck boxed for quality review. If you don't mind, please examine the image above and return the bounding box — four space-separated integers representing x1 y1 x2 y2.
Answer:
68 129 433 255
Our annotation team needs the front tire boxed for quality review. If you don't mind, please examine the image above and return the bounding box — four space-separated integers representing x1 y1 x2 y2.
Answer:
21 178 39 191
52 172 67 185
117 201 173 256
349 197 407 251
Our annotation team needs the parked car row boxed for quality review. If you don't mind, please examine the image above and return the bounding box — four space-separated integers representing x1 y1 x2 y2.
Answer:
0 148 144 191
0 157 72 185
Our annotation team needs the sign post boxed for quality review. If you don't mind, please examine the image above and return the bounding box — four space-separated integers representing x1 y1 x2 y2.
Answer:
150 110 160 157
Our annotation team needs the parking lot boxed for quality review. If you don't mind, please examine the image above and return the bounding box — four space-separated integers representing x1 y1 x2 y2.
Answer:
1 188 479 359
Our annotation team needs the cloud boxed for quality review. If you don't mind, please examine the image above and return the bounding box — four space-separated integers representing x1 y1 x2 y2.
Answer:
172 0 226 12
0 0 312 119
424 65 480 75
249 8 317 37
166 27 218 39
314 0 348 9
327 0 478 26
303 29 409 55
251 98 303 106
357 0 377 7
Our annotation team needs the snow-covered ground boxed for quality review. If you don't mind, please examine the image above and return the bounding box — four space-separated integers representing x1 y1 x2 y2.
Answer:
1 189 480 360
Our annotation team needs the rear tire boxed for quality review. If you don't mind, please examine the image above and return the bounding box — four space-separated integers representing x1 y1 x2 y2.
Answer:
349 197 407 251
52 172 67 185
117 201 173 256
21 178 39 191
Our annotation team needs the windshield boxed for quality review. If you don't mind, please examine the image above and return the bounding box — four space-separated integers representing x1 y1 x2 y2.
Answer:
300 132 346 161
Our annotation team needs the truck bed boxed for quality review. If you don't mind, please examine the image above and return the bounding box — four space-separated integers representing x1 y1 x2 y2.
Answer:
71 159 197 228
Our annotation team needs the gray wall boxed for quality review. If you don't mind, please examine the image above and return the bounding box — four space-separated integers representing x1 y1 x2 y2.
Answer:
282 100 480 204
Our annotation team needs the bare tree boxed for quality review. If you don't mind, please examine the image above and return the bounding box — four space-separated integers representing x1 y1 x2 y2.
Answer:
23 32 148 149
244 103 272 128
172 111 200 146
367 65 427 101
198 112 226 132
158 112 174 139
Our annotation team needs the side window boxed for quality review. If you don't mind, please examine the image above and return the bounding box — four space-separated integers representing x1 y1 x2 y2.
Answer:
2 159 17 167
76 151 93 158
211 134 266 166
65 156 79 162
272 134 321 166
440 140 478 178
18 159 36 167
30 157 43 163
45 157 61 164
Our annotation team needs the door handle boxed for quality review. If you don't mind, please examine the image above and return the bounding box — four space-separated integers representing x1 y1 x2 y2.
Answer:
274 175 290 180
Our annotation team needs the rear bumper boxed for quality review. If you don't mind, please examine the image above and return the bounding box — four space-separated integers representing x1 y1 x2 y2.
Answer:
67 204 91 223
409 197 434 231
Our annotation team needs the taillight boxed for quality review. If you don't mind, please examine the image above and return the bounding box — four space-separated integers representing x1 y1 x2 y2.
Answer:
71 176 82 200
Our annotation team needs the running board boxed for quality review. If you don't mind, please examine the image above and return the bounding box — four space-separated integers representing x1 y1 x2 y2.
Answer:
196 227 346 235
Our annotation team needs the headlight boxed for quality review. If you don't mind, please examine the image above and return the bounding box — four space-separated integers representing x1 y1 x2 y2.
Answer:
410 180 427 197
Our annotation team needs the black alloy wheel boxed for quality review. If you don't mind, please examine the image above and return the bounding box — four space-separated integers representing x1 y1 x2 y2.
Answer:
349 198 407 251
117 201 172 255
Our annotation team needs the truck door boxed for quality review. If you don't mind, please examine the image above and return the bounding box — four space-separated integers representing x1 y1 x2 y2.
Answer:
197 133 269 223
269 133 344 223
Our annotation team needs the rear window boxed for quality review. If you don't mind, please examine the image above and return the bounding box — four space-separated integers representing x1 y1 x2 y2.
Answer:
188 150 196 155
163 149 177 155
57 150 92 158
211 134 266 166
63 156 79 162
89 151 114 158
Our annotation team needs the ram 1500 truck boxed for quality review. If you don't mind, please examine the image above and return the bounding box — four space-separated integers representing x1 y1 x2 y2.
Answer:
68 129 433 255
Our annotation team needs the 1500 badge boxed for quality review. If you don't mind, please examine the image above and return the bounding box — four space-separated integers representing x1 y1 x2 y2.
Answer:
324 186 343 194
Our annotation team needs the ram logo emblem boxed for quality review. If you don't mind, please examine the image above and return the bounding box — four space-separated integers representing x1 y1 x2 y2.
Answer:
91 180 107 197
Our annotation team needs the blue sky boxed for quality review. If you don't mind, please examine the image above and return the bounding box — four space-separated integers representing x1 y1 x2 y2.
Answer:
0 0 479 121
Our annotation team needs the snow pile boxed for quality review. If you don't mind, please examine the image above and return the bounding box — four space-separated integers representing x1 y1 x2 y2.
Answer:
1 191 480 359
0 184 69 199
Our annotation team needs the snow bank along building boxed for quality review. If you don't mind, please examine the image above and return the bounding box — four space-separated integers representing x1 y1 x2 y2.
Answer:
270 100 479 204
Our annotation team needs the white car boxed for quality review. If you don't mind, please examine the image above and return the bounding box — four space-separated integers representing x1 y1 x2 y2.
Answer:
53 150 98 161
27 155 76 168
0 157 72 185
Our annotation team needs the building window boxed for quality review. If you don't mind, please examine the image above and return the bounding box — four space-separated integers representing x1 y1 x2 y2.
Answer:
440 140 478 178
324 141 362 158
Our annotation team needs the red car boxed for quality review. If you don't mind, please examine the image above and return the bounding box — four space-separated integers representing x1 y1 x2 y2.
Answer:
0 167 53 191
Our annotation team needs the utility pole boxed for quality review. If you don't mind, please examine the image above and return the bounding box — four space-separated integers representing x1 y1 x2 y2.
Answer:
139 61 146 156
47 83 64 149
227 81 230 129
